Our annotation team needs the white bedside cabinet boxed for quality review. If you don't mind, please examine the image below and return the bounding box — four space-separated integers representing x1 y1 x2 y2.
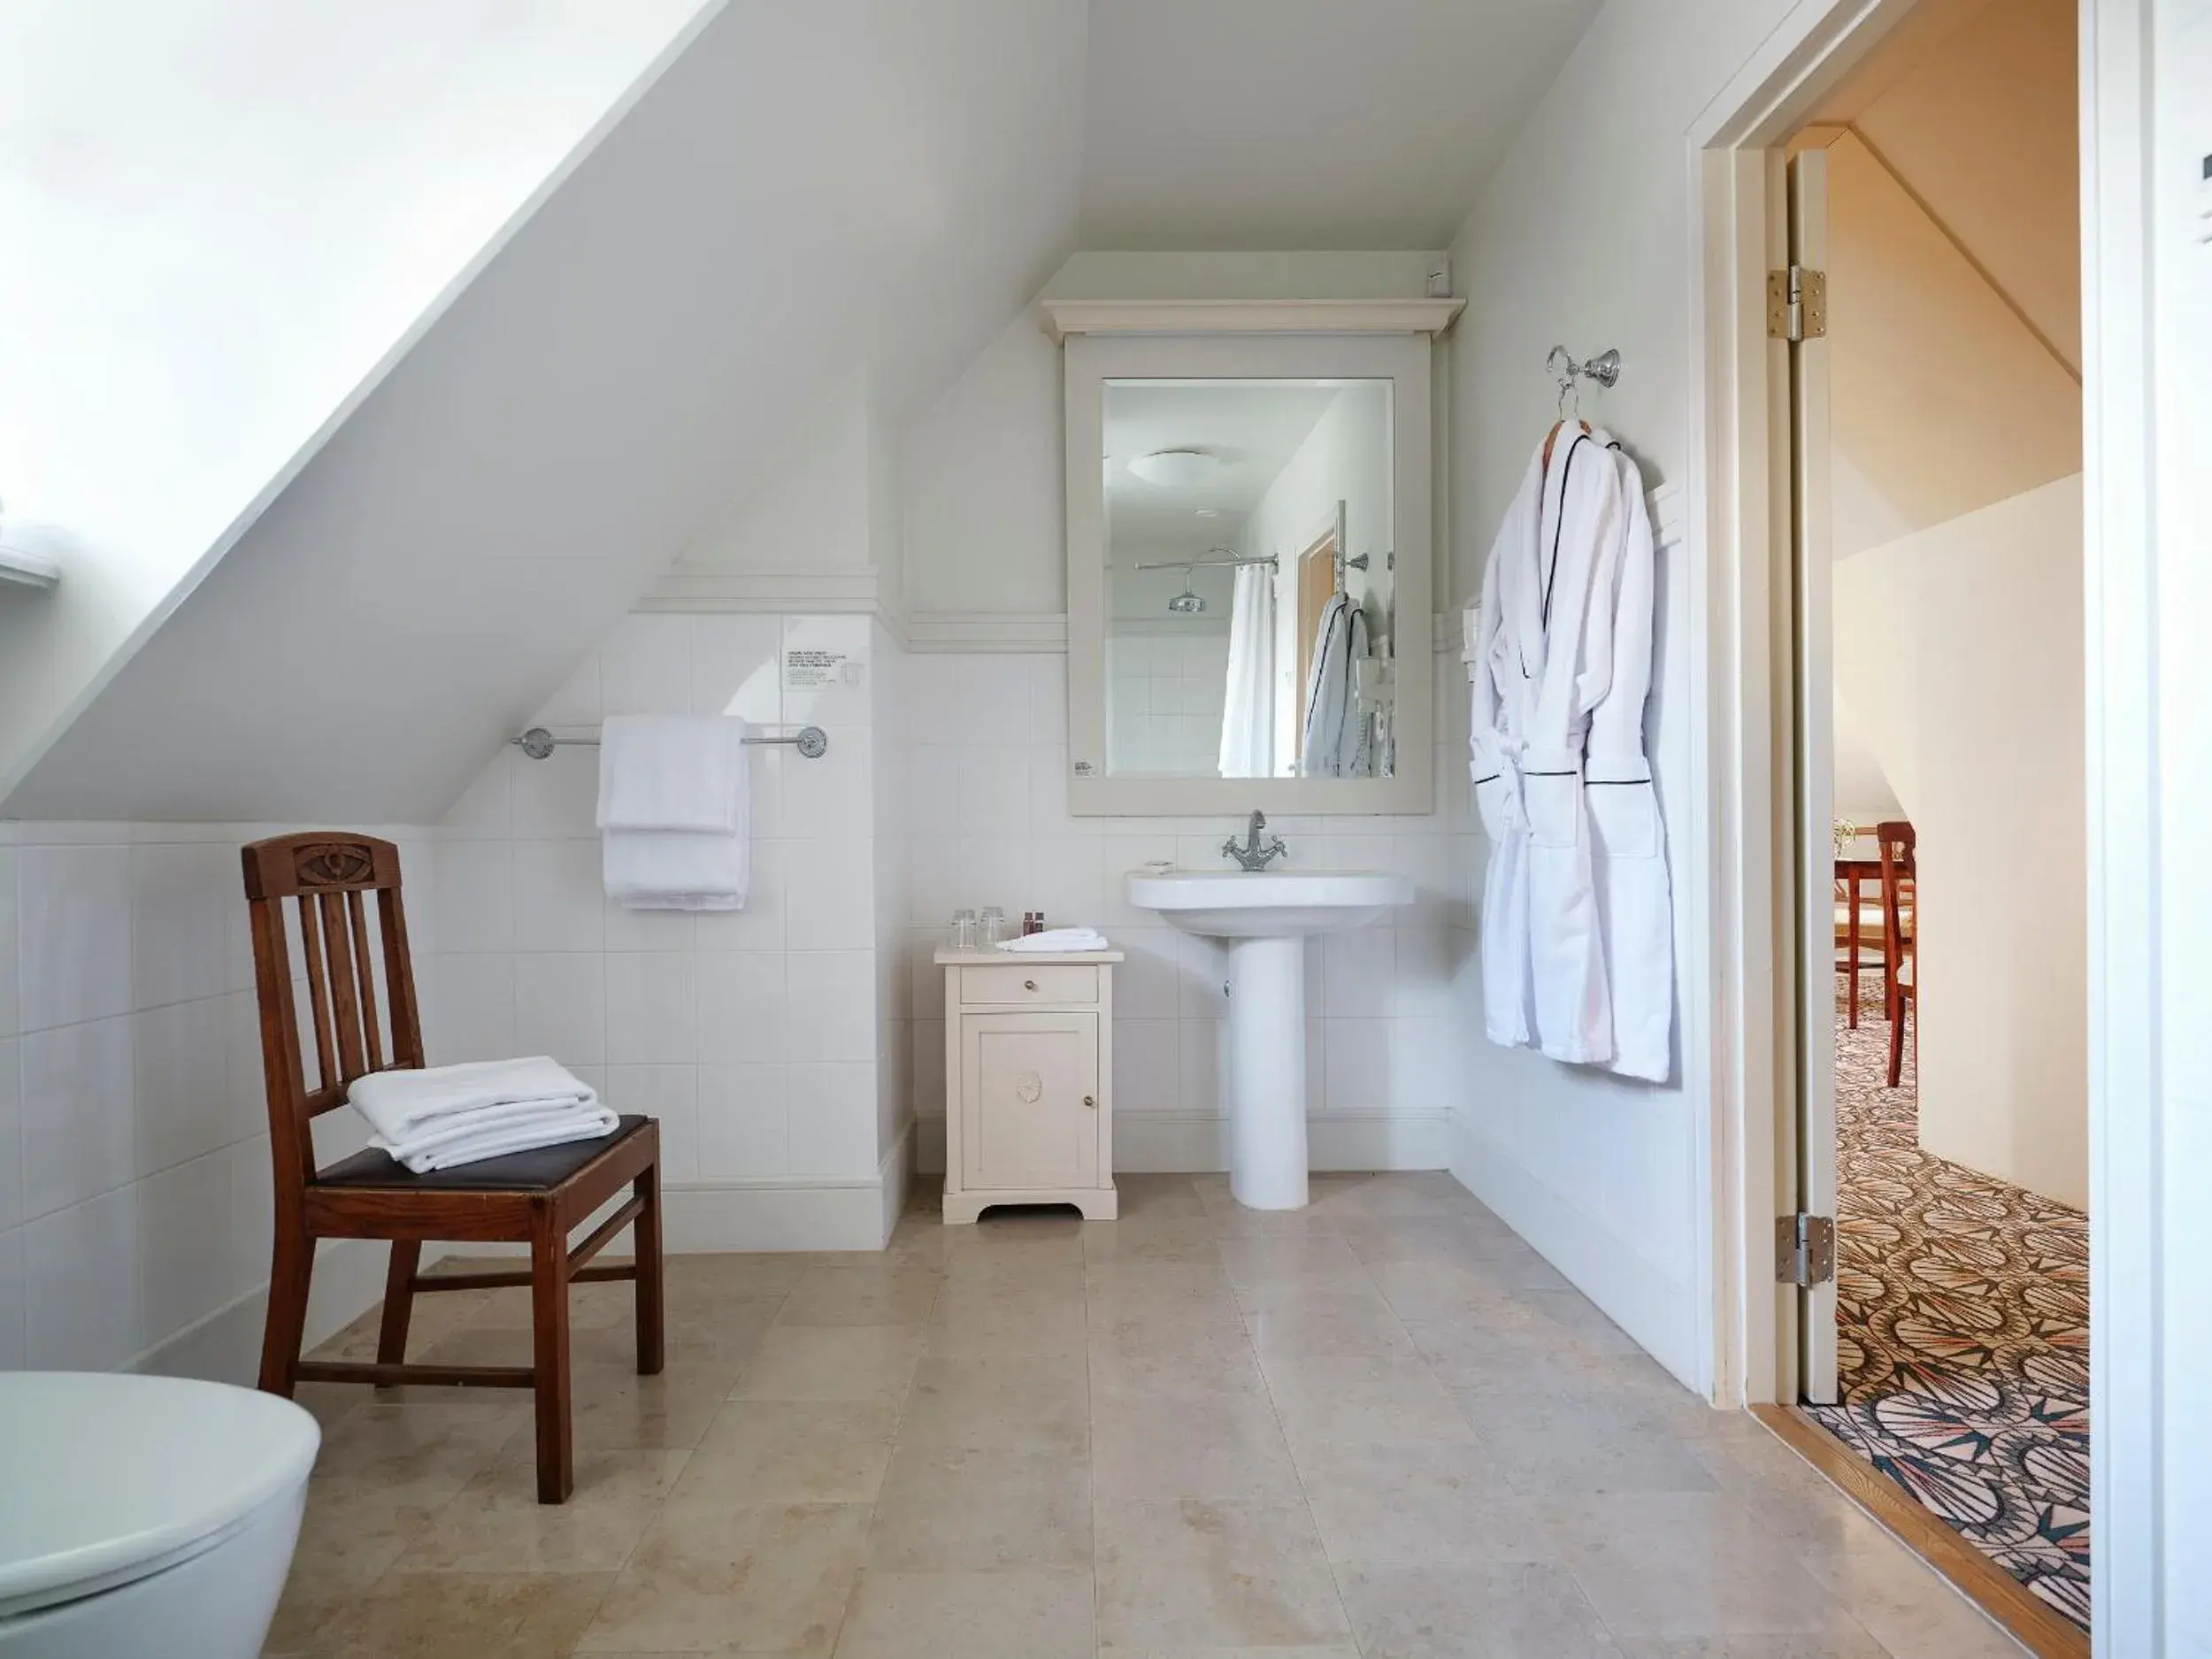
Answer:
936 948 1121 1223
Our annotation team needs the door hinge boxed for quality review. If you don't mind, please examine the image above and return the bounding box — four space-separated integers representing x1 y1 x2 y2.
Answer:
1775 1213 1836 1286
1767 265 1828 341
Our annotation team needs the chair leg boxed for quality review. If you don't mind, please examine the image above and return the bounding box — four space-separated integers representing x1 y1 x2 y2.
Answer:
1888 995 1907 1089
258 1228 314 1398
634 1163 665 1378
376 1240 422 1381
530 1210 574 1504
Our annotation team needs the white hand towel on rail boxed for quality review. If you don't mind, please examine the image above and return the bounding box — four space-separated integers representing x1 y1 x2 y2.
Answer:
596 714 749 832
596 714 751 909
996 927 1111 953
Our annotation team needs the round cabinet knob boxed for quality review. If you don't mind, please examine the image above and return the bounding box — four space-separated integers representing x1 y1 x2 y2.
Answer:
1083 1094 1096 1110
1024 979 1038 992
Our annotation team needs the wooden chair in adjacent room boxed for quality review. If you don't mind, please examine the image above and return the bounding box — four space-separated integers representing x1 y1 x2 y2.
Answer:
1834 861 1886 1027
240 832 664 1503
1875 819 1917 1088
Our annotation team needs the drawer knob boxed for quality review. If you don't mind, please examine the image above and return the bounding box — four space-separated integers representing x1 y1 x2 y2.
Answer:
1083 1094 1096 1109
1024 979 1038 991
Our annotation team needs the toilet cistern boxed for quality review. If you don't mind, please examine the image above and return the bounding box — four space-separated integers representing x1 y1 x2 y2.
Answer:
1222 810 1287 872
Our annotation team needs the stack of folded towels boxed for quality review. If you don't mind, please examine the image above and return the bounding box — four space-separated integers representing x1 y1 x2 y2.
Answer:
996 926 1111 953
597 713 752 910
348 1056 618 1173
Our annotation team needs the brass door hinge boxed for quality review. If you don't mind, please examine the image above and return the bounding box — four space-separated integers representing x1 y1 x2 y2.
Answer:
1776 1213 1836 1286
1767 265 1828 341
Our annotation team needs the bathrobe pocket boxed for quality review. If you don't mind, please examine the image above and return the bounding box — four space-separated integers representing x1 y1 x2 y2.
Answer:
1585 764 1662 860
1522 768 1583 850
1471 770 1514 841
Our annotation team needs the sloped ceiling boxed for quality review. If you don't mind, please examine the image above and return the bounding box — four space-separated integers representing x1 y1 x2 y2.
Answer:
6 0 1086 821
1079 0 1602 248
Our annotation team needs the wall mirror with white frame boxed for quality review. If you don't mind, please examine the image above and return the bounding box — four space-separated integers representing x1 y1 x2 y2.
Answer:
1051 305 1457 816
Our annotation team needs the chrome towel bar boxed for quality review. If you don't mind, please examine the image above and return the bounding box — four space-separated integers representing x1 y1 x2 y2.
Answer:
512 725 828 761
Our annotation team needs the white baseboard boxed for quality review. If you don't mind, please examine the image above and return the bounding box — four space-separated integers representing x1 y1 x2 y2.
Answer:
1448 1115 1701 1391
130 1236 404 1388
915 1113 1449 1177
664 1127 915 1252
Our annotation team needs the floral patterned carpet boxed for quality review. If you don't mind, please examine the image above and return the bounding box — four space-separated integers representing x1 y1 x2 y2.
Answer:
1807 977 2091 1629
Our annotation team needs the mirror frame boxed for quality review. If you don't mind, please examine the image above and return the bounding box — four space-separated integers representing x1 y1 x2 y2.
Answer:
1060 322 1443 816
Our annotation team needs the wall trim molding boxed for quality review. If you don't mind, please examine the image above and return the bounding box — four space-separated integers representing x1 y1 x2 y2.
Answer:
639 567 882 613
903 611 1070 653
662 1125 915 1251
1448 1114 1700 1392
130 1234 397 1388
1040 297 1465 342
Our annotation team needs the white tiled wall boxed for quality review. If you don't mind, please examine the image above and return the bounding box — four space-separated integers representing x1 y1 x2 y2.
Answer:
904 650 1480 1171
0 821 438 1377
432 611 895 1202
1106 631 1232 775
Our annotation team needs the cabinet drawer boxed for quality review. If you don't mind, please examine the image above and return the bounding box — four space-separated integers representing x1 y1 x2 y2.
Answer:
958 964 1099 1006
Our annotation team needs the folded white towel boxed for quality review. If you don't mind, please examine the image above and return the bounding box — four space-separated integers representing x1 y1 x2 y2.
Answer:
603 826 749 910
379 1106 619 1173
347 1056 595 1141
996 927 1111 953
596 715 749 833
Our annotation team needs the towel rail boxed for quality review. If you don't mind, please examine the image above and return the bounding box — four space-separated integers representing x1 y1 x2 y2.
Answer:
513 725 828 761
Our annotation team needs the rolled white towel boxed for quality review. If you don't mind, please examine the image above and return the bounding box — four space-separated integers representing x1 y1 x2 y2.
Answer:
346 1056 595 1143
995 927 1111 954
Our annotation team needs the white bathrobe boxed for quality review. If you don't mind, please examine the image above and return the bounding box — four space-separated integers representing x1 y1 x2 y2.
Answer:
1471 425 1670 1074
1301 593 1371 777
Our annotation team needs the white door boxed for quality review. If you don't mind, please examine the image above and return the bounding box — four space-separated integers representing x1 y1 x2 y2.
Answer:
1787 145 1839 1406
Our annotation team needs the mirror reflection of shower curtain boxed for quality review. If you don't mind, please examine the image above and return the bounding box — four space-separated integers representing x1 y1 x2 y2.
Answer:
1217 562 1276 779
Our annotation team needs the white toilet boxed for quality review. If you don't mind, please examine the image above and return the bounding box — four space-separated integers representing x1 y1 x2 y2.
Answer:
0 1372 320 1657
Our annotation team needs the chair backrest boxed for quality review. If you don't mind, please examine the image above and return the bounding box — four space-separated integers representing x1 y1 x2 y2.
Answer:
242 833 423 1191
1874 819 1916 962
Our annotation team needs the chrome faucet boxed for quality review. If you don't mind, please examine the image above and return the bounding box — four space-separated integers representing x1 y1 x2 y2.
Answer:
1222 810 1287 872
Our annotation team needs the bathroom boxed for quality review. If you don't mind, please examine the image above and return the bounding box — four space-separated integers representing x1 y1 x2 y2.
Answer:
0 1 2199 1654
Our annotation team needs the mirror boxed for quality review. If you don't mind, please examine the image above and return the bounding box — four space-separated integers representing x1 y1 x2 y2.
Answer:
1060 324 1438 817
1103 378 1395 780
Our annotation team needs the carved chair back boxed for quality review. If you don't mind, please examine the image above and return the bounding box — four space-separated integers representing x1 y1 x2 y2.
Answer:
241 833 423 1195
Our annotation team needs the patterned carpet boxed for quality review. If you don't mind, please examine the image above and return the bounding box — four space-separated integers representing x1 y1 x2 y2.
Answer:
1808 976 2091 1630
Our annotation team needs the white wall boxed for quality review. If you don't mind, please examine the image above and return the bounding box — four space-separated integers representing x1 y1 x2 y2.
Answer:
901 649 1472 1176
0 820 441 1382
1439 0 1815 1392
0 0 718 795
426 611 903 1252
1835 477 2088 1208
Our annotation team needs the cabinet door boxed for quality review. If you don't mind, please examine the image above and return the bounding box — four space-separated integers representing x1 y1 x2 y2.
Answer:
958 1011 1100 1193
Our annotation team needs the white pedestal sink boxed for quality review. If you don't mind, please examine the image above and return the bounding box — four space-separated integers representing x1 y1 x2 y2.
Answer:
1125 870 1415 1210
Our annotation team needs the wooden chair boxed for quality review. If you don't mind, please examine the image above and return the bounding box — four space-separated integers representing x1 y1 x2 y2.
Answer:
241 832 663 1503
1875 820 1917 1087
1834 859 1886 1027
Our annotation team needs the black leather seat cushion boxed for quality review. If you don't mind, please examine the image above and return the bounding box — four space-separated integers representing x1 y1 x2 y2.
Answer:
315 1116 650 1191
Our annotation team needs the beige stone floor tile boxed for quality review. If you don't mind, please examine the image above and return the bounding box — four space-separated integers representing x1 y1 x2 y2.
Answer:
776 1264 942 1327
938 1214 1088 1274
1091 1387 1304 1502
1454 1390 1719 1496
1337 1559 1626 1658
396 1448 690 1573
665 1250 810 1300
864 1443 1092 1571
1611 1637 1893 1658
1333 1214 1522 1266
1095 1649 1361 1658
1305 1171 1475 1220
575 1499 869 1655
1402 1313 1610 1392
1085 1262 1245 1333
733 1325 926 1405
1363 1258 1538 1324
312 1401 524 1503
1543 1493 1877 1640
1087 1328 1269 1398
924 1279 1089 1357
1110 1173 1210 1220
833 1568 1094 1657
1290 1440 1548 1565
555 1358 747 1452
1257 1354 1475 1448
471 1278 640 1332
265 1483 442 1652
1798 1540 2030 1658
1215 1233 1373 1294
1094 1496 1354 1649
1238 1287 1419 1358
675 1399 898 1503
298 1570 611 1658
895 1356 1089 1456
1514 1286 1642 1352
1081 1214 1226 1263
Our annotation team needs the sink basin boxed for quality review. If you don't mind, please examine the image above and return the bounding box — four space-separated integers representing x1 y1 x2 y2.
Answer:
1124 870 1414 938
1125 867 1416 1212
